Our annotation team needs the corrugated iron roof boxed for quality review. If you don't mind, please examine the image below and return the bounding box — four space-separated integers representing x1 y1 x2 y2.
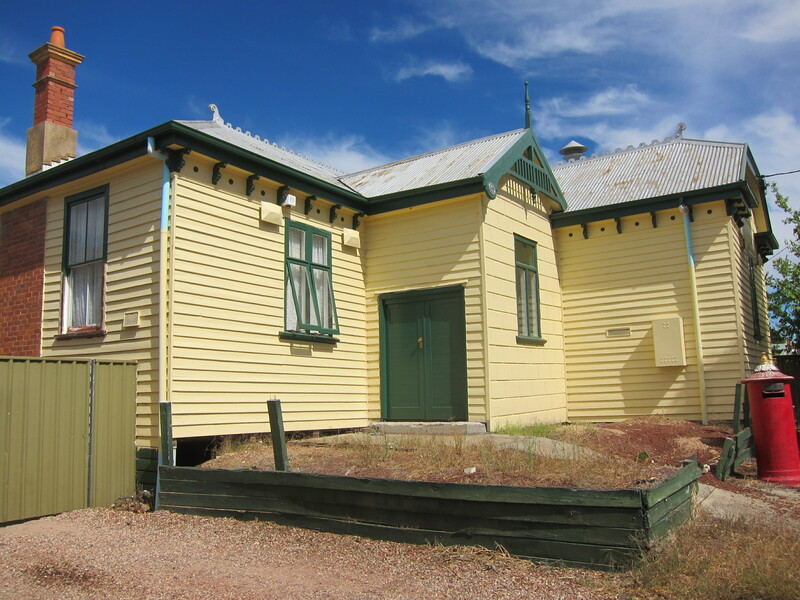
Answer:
552 137 747 212
177 117 351 190
180 113 529 201
339 129 527 197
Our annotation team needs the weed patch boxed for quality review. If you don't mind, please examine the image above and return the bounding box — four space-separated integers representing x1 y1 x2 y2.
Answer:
494 422 560 438
626 516 800 599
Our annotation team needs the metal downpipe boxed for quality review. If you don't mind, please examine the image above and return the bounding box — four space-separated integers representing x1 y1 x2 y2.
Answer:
680 203 708 424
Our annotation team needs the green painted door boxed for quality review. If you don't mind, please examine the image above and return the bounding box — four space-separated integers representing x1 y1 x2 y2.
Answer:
381 287 468 421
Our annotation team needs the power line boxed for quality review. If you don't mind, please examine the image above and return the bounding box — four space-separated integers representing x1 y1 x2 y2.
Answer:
761 168 800 178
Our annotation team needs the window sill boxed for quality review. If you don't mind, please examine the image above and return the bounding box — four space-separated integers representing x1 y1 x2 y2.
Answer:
516 335 546 346
55 329 107 340
280 331 340 345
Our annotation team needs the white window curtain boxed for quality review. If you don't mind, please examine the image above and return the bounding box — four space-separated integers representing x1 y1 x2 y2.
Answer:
515 267 527 334
67 263 103 327
65 194 105 331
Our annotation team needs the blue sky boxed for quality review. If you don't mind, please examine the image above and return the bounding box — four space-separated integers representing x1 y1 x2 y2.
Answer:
1 1 799 253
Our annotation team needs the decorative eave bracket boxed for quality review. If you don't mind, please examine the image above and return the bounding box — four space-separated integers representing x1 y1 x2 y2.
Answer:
212 162 227 185
304 195 316 215
246 174 260 196
166 148 191 173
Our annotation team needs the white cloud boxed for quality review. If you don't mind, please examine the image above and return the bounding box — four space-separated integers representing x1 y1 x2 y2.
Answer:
703 109 800 260
738 0 800 43
540 85 651 119
75 120 118 154
370 19 432 43
424 1 663 68
394 60 472 83
407 122 462 155
0 41 18 64
186 96 215 120
0 118 25 187
532 84 674 152
281 132 392 174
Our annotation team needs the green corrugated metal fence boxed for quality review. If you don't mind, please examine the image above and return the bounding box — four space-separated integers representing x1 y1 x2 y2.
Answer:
0 357 137 523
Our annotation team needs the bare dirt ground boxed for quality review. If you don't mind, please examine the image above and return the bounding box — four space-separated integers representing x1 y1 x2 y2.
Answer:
1 418 798 599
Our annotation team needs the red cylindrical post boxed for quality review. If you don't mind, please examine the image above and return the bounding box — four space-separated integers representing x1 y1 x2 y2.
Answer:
742 354 800 487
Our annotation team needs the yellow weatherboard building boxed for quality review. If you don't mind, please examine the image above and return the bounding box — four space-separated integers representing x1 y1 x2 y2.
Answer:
0 30 777 477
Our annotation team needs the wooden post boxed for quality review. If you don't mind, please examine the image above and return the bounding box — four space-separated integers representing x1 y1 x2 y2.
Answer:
732 384 743 435
267 399 289 471
155 401 174 511
159 402 174 467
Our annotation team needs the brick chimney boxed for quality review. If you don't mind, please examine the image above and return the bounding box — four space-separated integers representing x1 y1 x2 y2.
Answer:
25 26 84 176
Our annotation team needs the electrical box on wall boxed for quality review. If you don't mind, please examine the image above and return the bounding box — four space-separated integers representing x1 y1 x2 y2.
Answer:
652 317 687 367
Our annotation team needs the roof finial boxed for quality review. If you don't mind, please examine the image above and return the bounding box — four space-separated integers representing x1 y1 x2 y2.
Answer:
209 104 223 124
524 82 532 129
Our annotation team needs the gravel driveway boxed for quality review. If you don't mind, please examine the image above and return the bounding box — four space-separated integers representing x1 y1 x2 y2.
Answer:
0 508 618 600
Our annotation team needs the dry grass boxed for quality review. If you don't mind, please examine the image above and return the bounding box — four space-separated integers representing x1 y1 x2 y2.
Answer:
197 425 800 598
212 433 271 456
625 516 800 600
282 433 675 489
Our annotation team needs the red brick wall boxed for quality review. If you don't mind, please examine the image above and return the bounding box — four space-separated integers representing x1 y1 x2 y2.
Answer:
32 55 77 127
0 200 47 356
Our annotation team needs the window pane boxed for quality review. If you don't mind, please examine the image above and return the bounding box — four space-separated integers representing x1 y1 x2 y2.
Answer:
289 262 317 327
68 202 88 266
515 239 535 267
285 274 298 331
313 268 335 329
516 266 527 335
527 273 539 337
85 197 105 261
288 227 305 260
68 262 102 327
311 234 328 266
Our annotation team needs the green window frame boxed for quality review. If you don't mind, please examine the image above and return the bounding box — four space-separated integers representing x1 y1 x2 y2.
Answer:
514 234 542 342
284 220 339 336
61 185 109 334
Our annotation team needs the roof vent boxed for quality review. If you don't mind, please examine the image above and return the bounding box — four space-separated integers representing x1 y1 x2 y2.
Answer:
559 140 589 161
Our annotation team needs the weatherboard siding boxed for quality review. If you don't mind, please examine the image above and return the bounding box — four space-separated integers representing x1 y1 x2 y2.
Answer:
559 208 700 421
732 219 770 379
168 164 368 438
558 201 764 421
691 203 751 419
364 195 486 422
482 178 567 429
39 158 163 447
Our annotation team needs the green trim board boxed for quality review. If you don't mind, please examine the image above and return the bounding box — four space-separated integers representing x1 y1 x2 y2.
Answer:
157 461 701 570
365 179 485 215
0 121 368 212
278 331 339 344
550 182 757 229
157 124 368 211
482 129 567 210
0 122 566 219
